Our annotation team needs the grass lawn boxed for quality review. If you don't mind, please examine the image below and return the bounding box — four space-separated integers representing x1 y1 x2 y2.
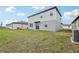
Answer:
0 29 79 53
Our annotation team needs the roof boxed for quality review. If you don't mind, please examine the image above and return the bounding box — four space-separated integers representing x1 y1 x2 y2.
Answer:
28 6 62 18
6 24 11 26
6 22 28 25
62 24 71 26
11 22 28 25
72 16 79 24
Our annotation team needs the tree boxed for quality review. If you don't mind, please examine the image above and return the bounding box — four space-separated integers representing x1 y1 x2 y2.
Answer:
0 22 3 27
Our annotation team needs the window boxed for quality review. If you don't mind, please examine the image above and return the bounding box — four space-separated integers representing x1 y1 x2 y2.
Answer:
61 23 63 24
45 24 47 27
50 13 53 16
30 24 33 27
40 16 43 18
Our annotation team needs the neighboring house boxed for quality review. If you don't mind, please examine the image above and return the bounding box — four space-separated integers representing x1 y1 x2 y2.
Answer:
72 16 79 30
62 23 72 29
6 22 28 29
71 16 79 44
27 6 62 32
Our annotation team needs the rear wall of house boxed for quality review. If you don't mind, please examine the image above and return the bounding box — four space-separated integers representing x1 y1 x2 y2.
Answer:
28 8 61 23
39 20 62 32
28 8 62 31
12 24 28 29
6 24 13 29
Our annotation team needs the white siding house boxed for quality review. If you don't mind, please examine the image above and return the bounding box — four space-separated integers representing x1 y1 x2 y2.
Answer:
72 16 79 30
6 22 28 29
62 24 72 29
28 6 62 32
71 16 79 44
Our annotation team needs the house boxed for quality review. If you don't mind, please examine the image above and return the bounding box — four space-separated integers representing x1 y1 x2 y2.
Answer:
6 21 28 29
27 6 62 32
62 23 72 29
72 16 79 30
71 16 79 44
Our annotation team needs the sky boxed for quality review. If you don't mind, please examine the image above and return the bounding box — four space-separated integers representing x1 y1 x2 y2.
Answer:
0 6 79 26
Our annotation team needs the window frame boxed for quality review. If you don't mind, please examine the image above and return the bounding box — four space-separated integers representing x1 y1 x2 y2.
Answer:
30 23 33 27
50 13 53 16
40 16 43 18
45 24 48 27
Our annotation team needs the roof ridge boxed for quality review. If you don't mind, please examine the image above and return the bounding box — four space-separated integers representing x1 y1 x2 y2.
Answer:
28 6 62 18
72 16 79 24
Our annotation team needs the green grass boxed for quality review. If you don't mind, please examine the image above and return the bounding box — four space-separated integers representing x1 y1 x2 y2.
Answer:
0 29 79 53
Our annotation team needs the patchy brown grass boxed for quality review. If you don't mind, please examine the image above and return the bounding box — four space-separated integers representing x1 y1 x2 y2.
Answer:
0 29 79 53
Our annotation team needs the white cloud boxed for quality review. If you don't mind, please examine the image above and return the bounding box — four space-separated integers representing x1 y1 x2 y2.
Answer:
62 9 79 24
32 6 46 10
16 13 26 16
63 9 79 17
5 6 16 13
